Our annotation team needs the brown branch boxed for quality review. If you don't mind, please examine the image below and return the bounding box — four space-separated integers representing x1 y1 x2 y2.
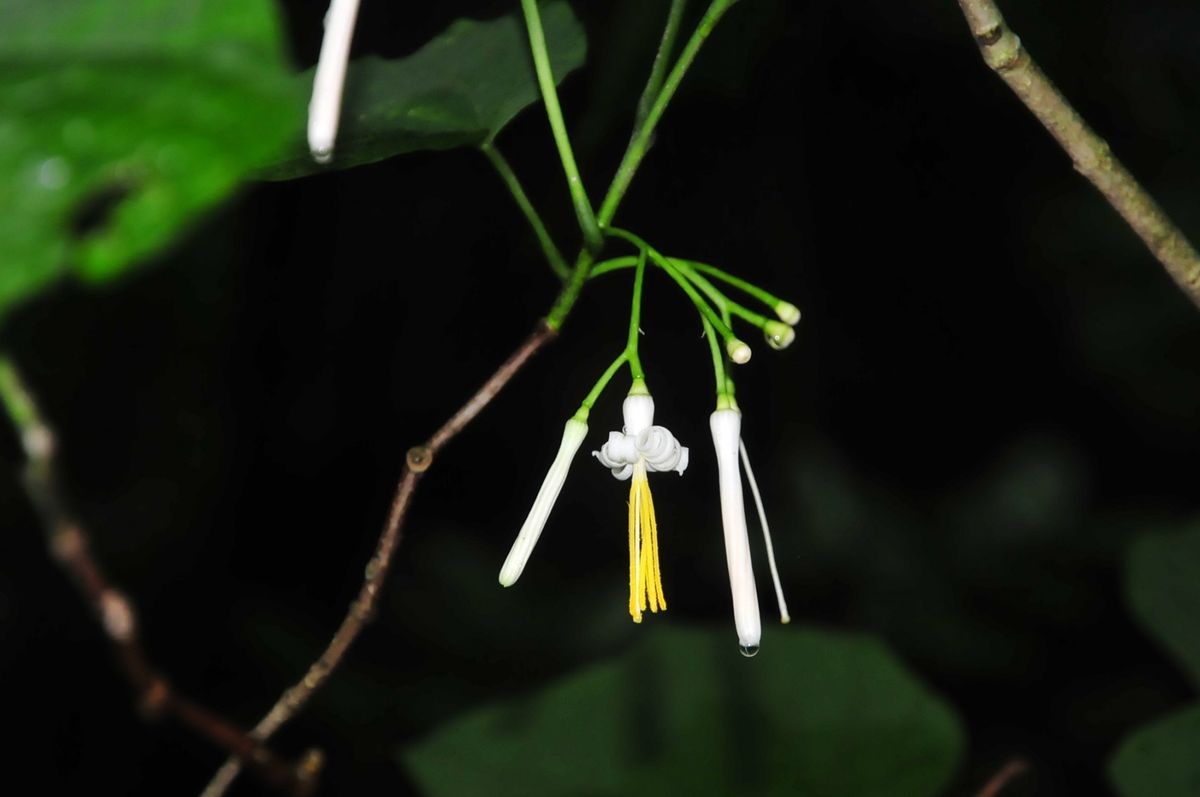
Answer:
0 359 317 797
201 321 557 796
974 758 1029 797
956 0 1200 308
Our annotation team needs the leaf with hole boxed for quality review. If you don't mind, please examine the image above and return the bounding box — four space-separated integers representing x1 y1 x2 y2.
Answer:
0 0 301 322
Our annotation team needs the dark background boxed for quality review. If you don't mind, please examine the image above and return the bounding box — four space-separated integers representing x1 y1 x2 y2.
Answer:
2 0 1199 793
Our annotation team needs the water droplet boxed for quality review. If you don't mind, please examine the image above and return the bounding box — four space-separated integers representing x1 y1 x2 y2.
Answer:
738 643 759 658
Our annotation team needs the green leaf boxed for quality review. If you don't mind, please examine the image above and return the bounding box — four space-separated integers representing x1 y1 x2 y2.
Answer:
400 625 964 797
1110 704 1200 797
263 1 588 179
1127 525 1200 688
0 0 301 321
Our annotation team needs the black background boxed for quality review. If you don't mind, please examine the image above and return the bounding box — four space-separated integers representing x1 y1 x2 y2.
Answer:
2 0 1199 794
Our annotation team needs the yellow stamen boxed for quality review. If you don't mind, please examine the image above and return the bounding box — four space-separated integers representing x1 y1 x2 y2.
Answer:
628 463 666 621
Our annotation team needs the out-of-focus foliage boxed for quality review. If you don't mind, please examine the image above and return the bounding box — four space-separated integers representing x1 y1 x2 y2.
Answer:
1126 525 1200 688
1110 526 1200 796
0 0 301 321
1110 706 1200 797
400 625 964 797
262 2 587 179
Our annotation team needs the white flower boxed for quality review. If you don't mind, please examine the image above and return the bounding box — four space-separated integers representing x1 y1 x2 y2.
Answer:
498 418 588 587
710 408 790 655
593 394 688 622
710 408 762 652
308 0 364 163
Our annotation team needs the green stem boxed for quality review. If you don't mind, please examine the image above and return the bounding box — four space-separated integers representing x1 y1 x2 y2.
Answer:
672 261 772 328
598 0 737 227
545 250 595 331
632 0 688 139
588 255 640 278
576 351 630 420
679 259 789 314
481 142 570 280
540 0 734 332
625 249 647 381
519 0 603 252
606 228 740 346
701 318 735 408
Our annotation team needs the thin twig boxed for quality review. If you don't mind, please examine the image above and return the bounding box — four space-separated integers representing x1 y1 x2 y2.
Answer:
974 758 1029 797
0 358 317 797
955 0 1200 308
201 322 556 797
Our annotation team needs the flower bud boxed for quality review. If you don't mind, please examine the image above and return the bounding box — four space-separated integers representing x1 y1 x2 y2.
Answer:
763 320 795 351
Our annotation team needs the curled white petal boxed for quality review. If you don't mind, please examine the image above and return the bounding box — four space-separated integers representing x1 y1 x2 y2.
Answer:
594 430 637 476
499 419 588 586
307 0 363 163
636 426 689 474
710 409 761 650
622 394 655 435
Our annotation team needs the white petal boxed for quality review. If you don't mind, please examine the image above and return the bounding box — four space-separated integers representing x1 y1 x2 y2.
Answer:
499 419 588 586
710 409 761 649
593 432 637 470
621 394 655 435
636 426 688 475
307 0 363 163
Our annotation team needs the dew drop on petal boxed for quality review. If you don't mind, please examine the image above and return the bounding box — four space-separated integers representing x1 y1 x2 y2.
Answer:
738 643 759 658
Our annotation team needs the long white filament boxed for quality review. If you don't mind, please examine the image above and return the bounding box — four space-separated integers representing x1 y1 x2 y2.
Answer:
739 439 790 624
307 0 363 163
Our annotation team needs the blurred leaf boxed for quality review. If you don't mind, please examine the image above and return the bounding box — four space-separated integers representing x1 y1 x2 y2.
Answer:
401 625 964 797
263 2 588 179
1127 525 1200 688
1110 704 1200 797
0 0 300 321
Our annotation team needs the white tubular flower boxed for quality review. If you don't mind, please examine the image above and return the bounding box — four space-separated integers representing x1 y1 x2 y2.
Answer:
710 408 762 655
593 394 688 622
307 0 363 163
498 418 588 587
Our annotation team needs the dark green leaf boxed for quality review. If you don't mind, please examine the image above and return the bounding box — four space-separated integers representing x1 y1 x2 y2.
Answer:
1110 704 1200 797
400 625 964 797
0 0 301 321
1127 525 1200 687
263 1 587 179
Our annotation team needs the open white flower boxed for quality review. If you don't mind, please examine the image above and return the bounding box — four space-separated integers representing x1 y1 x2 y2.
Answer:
593 393 688 621
710 408 790 656
308 0 364 163
498 418 588 587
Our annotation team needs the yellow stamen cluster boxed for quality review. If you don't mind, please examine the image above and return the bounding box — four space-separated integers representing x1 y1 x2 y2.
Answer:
628 463 666 621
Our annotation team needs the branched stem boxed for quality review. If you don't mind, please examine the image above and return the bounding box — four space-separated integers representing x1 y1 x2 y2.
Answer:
632 0 688 139
520 0 603 252
481 141 570 280
599 0 738 227
0 358 318 797
606 227 741 347
956 0 1200 308
205 3 742 792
